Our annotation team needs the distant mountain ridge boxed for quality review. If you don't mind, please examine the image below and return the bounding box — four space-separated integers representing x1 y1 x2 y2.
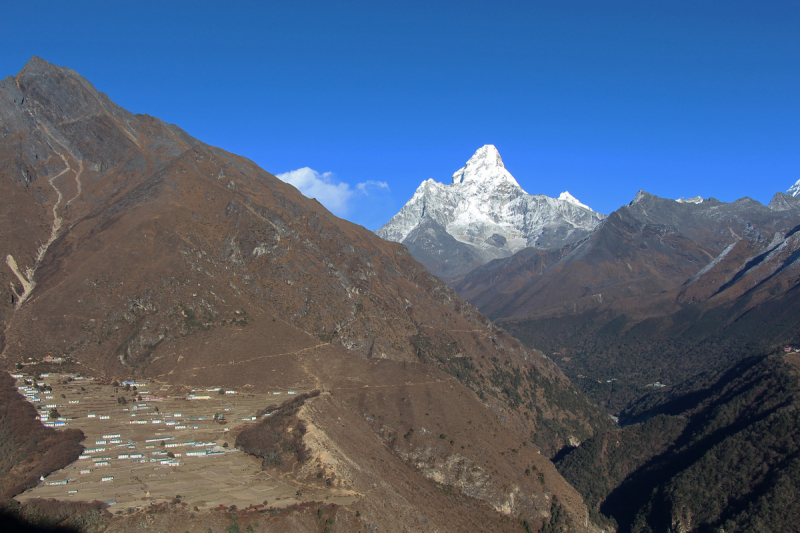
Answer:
455 190 800 321
376 145 604 278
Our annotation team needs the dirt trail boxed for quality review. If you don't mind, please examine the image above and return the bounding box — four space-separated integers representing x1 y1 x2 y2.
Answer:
155 342 331 380
5 127 82 309
65 159 83 209
335 379 444 390
36 132 69 262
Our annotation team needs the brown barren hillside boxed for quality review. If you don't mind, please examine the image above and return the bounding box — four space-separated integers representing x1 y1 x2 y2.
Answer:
478 193 800 415
0 58 611 531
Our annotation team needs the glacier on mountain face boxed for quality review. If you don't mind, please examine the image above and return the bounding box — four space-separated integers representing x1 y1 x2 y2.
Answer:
376 145 605 273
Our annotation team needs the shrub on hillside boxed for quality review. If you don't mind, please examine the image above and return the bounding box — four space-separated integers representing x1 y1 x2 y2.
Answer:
236 390 320 467
0 498 109 531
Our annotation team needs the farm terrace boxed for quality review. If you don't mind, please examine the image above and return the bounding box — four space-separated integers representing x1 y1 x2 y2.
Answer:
11 373 352 510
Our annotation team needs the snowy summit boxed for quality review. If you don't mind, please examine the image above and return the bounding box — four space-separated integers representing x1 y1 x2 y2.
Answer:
451 145 520 188
377 145 605 277
558 191 591 210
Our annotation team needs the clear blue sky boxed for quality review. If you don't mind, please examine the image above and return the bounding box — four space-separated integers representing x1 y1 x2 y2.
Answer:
3 1 799 229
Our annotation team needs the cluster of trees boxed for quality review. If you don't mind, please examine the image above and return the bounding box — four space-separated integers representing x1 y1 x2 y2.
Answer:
412 330 612 458
235 390 320 467
523 367 614 459
0 498 108 532
557 350 800 532
411 332 477 385
504 286 800 417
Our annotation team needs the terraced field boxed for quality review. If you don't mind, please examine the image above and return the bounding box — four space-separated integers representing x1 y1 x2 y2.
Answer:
13 373 356 511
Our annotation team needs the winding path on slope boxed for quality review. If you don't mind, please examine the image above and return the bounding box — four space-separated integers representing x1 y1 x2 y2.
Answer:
5 126 83 309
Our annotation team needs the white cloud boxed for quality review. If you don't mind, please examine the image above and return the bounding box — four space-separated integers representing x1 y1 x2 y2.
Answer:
356 180 389 194
276 168 389 218
276 167 353 216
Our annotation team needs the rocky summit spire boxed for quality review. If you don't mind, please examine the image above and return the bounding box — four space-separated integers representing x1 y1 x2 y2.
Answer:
377 145 606 278
446 144 516 184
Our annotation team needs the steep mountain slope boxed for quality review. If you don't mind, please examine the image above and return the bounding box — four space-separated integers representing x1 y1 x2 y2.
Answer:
557 348 800 533
452 191 800 413
377 145 604 278
0 58 611 531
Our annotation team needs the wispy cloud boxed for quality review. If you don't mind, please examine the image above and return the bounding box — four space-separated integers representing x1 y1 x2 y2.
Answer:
356 180 389 194
276 168 390 218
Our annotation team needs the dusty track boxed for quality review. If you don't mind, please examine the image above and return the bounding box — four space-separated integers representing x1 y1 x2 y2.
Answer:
5 126 83 309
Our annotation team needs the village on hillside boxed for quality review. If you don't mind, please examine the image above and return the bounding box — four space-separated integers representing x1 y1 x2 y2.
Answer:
11 371 354 511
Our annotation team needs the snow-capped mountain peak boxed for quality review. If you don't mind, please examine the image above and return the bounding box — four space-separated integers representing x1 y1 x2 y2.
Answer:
451 144 522 190
788 178 800 197
558 191 592 211
452 144 503 181
377 145 606 278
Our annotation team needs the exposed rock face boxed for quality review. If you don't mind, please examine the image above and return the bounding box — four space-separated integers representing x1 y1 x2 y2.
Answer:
0 58 611 531
679 222 800 305
771 191 800 211
377 145 605 278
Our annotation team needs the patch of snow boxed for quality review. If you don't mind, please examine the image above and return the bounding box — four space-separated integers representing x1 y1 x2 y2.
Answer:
677 196 704 204
630 190 647 205
788 178 800 197
686 241 738 285
558 191 592 211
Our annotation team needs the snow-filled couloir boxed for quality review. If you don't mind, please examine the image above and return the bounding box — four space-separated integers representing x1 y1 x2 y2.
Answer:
376 145 605 278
